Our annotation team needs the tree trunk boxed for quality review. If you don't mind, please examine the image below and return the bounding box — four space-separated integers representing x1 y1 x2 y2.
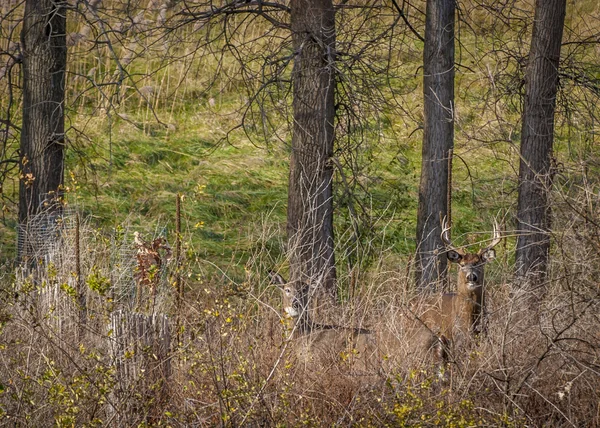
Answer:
288 0 337 296
415 0 455 290
18 0 66 246
515 0 566 286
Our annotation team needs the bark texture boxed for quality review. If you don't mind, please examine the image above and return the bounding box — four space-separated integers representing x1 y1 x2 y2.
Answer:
19 0 66 227
515 0 566 285
288 0 337 296
416 0 455 290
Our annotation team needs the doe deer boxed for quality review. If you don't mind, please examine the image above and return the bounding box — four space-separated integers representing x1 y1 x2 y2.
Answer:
414 219 502 364
268 271 377 376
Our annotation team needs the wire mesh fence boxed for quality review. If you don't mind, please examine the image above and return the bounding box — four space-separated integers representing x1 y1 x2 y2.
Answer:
13 193 174 424
17 193 76 266
15 192 174 310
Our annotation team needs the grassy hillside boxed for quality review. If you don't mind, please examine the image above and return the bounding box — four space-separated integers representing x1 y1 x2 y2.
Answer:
0 5 491 264
1 1 598 279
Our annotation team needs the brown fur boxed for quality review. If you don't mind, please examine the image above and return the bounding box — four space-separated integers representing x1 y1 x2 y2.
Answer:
269 271 379 376
412 220 501 364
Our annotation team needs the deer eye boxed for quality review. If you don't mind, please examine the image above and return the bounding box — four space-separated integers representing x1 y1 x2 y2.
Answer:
447 250 462 263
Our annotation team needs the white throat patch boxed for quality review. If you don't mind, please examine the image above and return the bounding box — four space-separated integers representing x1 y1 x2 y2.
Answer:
284 306 299 318
466 282 480 290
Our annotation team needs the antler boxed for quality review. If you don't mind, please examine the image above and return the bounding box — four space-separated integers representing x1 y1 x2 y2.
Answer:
442 216 502 254
440 216 460 252
481 220 502 254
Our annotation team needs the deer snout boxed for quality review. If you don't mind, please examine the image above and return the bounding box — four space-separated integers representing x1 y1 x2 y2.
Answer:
284 306 299 318
466 272 478 283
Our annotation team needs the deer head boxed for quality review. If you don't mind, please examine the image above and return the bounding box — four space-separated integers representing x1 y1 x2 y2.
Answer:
441 218 501 293
268 271 312 333
438 218 502 335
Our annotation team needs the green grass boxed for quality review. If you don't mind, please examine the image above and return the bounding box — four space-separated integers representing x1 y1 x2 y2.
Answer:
58 89 296 276
1 0 599 284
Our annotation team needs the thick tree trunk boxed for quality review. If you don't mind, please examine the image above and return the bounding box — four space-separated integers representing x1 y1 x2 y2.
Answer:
415 0 455 290
515 0 566 286
19 0 66 231
288 0 336 296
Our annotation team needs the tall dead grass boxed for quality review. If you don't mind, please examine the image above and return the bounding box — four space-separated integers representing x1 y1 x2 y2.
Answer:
0 195 598 427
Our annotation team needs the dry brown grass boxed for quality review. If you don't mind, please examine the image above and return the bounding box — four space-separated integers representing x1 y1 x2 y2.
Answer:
2 215 598 427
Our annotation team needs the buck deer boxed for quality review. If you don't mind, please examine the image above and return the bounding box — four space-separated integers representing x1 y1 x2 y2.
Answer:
413 219 502 364
268 271 377 375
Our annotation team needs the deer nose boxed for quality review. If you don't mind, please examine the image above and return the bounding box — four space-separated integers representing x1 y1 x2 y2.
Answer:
466 272 478 283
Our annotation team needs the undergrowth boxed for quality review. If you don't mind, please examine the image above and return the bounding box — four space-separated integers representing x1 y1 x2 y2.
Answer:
0 194 598 426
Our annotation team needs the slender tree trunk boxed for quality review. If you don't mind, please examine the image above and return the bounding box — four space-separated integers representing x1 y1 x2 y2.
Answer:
415 0 455 290
18 0 66 251
288 0 337 296
515 0 566 286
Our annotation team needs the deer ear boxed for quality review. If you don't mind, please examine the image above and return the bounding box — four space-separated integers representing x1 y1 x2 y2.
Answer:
481 248 496 263
268 271 286 286
447 250 462 263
